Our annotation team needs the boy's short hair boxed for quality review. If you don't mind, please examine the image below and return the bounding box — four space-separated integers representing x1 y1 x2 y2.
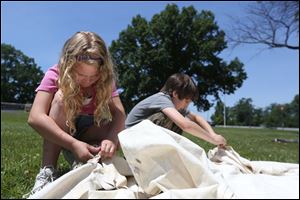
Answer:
160 73 199 101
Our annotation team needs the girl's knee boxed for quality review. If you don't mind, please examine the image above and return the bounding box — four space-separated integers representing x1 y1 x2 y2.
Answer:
49 90 68 131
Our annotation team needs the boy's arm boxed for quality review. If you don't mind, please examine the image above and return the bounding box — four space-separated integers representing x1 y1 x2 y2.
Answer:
162 107 226 146
187 112 216 135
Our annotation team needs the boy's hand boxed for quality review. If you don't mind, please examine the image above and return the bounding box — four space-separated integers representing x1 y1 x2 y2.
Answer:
213 134 227 146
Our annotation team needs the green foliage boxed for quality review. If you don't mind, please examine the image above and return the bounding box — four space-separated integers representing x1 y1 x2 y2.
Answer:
284 94 299 127
251 108 264 126
1 111 299 198
110 4 247 113
262 95 298 128
211 94 299 128
1 43 44 103
210 100 226 125
264 104 284 127
230 98 255 126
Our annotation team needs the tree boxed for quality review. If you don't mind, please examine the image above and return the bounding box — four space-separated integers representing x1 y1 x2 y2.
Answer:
110 4 247 113
210 100 233 126
230 98 255 126
278 94 299 128
252 107 264 126
228 1 299 50
287 94 299 127
211 100 225 125
263 95 298 128
263 103 286 128
1 43 44 103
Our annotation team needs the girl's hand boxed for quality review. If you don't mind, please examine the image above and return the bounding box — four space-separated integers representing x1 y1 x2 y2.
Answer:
99 139 117 159
71 140 101 162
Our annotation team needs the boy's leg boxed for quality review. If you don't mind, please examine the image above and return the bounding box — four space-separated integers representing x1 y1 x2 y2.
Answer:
147 112 183 135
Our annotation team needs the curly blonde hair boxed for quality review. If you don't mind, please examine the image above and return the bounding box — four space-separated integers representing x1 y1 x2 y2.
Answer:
57 31 116 135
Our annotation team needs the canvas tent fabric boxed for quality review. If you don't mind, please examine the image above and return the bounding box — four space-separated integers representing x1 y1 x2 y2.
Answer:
28 120 299 199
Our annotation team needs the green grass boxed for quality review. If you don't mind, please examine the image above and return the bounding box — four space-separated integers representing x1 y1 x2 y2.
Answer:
1 111 299 199
184 127 299 163
1 111 69 199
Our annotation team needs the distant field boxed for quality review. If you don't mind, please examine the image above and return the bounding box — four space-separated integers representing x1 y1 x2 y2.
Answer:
1 111 299 199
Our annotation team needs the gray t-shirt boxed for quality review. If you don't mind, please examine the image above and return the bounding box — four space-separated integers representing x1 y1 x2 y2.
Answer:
125 92 189 128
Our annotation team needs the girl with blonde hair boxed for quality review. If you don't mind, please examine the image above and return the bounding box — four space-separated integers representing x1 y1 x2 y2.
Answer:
26 31 126 196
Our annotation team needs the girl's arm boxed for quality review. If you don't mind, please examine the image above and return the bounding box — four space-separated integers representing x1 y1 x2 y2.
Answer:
107 96 126 144
28 91 99 161
99 96 126 158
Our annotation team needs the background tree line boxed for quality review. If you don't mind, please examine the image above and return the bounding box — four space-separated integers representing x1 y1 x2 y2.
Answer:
211 95 299 128
1 44 44 104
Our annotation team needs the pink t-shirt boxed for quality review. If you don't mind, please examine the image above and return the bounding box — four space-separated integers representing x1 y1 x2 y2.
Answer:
36 64 119 115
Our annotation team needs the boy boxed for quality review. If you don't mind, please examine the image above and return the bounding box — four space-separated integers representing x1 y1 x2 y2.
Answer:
125 73 226 146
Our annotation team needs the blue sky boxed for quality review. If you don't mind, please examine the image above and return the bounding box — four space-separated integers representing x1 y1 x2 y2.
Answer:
1 1 299 120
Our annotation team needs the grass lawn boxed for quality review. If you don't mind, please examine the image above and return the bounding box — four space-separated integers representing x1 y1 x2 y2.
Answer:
1 111 299 199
